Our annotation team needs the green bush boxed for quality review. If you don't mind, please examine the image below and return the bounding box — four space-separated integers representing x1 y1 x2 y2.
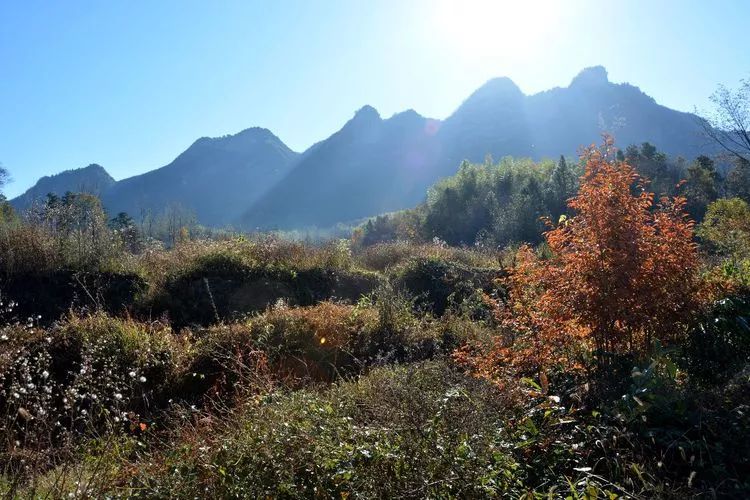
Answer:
116 362 524 498
394 257 504 317
681 295 750 383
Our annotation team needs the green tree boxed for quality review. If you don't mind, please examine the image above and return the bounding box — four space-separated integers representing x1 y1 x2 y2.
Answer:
109 211 142 252
0 164 13 222
640 141 658 160
697 198 750 262
684 155 720 220
109 212 135 231
726 157 750 202
545 155 577 221
0 165 8 193
36 192 114 268
622 143 682 196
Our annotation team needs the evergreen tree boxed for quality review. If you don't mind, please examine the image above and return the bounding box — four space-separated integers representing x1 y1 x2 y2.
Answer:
685 155 720 220
726 158 750 202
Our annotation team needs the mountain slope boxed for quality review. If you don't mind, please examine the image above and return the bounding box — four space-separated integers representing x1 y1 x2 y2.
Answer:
241 66 710 229
11 164 115 211
241 106 442 229
435 76 532 174
102 128 299 226
437 66 707 167
523 66 706 159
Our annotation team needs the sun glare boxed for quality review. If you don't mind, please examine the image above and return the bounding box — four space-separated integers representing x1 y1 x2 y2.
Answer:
432 0 560 63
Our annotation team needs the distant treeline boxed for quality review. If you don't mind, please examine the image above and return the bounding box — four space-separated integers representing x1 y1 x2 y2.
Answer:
355 142 750 247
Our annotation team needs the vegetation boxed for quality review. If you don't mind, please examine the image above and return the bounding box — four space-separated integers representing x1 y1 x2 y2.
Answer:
354 140 750 249
699 77 750 164
1 138 750 498
457 138 702 377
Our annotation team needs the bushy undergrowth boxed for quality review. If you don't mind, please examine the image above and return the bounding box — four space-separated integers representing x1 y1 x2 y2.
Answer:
2 299 747 498
0 296 497 490
184 295 495 399
2 179 749 498
353 240 498 271
1 227 508 330
394 257 504 317
10 352 745 498
27 363 528 498
681 294 750 383
0 313 189 489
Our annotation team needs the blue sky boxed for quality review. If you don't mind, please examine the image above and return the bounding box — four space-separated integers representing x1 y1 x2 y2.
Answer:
1 0 748 198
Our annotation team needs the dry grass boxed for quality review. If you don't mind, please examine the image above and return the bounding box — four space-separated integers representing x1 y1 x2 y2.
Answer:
354 241 498 272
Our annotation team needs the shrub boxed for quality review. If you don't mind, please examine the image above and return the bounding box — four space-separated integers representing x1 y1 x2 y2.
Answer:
681 295 750 383
471 138 703 376
0 313 189 480
109 362 525 498
182 297 491 399
354 240 497 272
394 257 504 316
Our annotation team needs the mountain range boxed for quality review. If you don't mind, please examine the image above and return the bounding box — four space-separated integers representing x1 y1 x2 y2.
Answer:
11 66 711 229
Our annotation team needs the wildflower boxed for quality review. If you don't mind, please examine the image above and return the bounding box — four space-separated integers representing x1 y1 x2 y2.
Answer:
139 376 147 383
128 371 136 378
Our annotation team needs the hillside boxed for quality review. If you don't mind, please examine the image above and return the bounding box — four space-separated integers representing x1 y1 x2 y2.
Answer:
241 106 442 229
243 66 711 229
102 127 299 226
10 164 115 211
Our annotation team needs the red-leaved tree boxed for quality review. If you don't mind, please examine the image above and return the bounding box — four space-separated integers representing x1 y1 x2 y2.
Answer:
471 137 703 374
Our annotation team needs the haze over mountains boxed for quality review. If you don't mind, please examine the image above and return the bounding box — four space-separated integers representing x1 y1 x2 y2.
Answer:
12 67 711 229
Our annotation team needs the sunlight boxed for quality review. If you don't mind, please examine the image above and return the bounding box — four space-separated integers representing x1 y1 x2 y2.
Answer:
431 0 561 63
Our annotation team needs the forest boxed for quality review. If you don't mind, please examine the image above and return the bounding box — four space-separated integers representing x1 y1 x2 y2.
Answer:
1 125 749 498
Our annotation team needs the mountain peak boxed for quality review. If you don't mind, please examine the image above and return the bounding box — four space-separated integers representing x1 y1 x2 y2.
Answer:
455 77 524 114
570 66 609 87
41 163 113 183
339 105 382 136
195 127 280 146
234 126 276 139
388 109 427 124
472 77 524 98
184 127 294 159
353 105 381 121
11 163 115 210
82 163 108 172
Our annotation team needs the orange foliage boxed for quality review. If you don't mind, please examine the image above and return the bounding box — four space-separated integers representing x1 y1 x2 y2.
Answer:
471 138 704 374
